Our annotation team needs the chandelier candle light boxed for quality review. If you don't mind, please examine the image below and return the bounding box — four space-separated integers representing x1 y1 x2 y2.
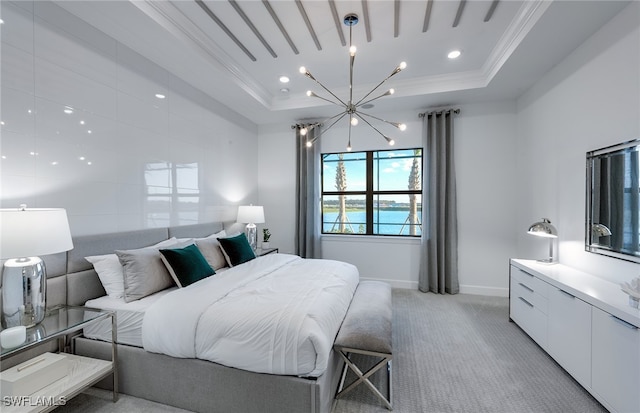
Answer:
299 13 407 151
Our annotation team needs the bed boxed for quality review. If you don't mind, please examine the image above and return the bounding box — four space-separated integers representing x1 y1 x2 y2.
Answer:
46 222 359 413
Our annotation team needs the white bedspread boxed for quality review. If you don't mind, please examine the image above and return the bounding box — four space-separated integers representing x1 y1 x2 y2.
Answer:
142 253 359 377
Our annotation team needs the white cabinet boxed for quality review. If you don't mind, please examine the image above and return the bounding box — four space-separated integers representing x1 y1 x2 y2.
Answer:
592 306 640 413
547 287 591 387
510 266 548 348
510 259 640 413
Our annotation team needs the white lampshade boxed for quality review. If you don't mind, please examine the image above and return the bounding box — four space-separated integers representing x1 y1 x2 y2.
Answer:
237 205 265 224
0 206 74 258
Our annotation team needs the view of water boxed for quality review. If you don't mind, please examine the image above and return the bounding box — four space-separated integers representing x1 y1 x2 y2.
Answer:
323 209 422 236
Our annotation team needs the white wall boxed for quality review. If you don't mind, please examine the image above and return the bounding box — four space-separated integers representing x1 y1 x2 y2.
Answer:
259 102 518 294
1 2 260 236
516 2 640 283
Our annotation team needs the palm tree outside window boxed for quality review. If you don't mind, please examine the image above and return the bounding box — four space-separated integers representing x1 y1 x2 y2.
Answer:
321 148 423 236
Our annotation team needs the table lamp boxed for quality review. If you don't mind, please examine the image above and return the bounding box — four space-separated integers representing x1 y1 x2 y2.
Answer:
237 205 264 251
527 218 558 264
1 205 73 328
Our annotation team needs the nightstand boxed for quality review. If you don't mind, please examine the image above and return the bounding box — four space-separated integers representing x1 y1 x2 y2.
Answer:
1 305 117 411
256 247 278 256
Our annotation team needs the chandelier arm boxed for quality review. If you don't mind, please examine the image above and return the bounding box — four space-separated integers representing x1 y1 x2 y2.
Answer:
356 91 392 108
307 74 348 107
357 111 401 128
355 113 393 142
309 92 346 107
354 67 402 107
313 112 349 141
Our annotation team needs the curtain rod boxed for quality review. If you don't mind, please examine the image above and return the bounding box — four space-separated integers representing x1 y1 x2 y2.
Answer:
418 108 460 118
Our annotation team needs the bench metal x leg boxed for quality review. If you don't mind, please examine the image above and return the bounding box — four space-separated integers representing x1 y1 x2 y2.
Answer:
335 347 393 410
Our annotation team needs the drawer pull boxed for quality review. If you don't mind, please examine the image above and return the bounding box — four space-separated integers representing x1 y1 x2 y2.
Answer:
518 283 534 293
558 289 575 299
610 315 639 330
518 297 534 308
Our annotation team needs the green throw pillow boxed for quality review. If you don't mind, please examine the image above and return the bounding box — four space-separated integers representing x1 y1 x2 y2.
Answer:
218 233 256 267
159 244 215 288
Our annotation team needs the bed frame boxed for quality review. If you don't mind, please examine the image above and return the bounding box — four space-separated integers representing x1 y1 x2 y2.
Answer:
28 222 344 413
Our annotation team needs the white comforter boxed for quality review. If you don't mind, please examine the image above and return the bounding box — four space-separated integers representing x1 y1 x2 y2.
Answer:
142 253 359 377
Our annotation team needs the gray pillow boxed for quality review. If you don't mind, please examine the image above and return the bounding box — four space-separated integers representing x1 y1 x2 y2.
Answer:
116 242 192 302
195 237 227 270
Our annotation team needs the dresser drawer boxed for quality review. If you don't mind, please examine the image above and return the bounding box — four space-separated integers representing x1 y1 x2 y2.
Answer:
511 267 549 314
510 290 548 347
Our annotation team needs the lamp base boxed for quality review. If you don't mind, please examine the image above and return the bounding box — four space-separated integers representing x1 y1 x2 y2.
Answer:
2 257 47 328
535 258 557 265
245 223 257 251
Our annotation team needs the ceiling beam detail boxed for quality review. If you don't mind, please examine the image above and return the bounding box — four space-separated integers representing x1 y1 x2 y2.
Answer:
453 0 467 28
295 0 322 51
228 0 277 58
361 0 372 42
195 0 256 61
484 0 500 22
329 0 346 47
262 0 299 55
422 0 433 32
394 0 400 38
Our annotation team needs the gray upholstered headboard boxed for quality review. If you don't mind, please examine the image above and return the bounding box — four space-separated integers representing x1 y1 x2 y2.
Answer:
0 222 226 310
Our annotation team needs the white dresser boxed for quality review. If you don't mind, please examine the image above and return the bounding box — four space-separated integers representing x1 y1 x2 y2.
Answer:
509 259 640 413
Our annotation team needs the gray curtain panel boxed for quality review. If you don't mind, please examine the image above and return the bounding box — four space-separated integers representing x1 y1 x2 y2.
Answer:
295 126 322 258
419 110 459 294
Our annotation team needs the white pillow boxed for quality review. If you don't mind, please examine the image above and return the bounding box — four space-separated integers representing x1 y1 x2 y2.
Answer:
85 237 181 299
85 254 124 299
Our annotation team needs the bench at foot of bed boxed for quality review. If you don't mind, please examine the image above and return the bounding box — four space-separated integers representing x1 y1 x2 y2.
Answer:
333 280 393 410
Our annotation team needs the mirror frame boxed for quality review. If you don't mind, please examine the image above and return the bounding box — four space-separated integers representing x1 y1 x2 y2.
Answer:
585 138 640 263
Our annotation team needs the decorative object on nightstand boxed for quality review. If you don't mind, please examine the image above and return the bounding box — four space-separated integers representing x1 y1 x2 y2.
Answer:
527 218 558 264
1 205 73 328
620 277 640 308
262 228 271 249
237 205 265 251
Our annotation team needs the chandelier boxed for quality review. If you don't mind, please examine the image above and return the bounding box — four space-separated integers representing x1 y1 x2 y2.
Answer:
299 13 407 151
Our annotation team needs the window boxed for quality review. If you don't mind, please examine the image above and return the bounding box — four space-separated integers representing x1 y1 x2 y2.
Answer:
321 148 423 236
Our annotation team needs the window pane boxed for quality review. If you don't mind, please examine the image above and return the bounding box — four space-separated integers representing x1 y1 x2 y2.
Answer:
373 194 422 236
322 195 366 234
322 152 367 192
374 149 422 191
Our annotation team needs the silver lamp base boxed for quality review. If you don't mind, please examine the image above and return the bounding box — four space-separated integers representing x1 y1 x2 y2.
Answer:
245 223 257 251
2 257 47 328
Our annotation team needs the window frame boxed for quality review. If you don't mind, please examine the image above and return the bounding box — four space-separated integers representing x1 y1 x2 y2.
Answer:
321 148 423 237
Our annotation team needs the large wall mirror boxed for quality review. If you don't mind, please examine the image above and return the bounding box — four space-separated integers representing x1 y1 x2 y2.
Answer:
586 139 640 263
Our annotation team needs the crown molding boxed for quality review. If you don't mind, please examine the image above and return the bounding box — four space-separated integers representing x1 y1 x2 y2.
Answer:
131 0 273 109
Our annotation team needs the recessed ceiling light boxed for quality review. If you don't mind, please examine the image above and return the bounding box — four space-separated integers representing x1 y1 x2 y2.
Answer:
80 120 85 125
448 50 461 59
155 93 166 99
279 76 290 83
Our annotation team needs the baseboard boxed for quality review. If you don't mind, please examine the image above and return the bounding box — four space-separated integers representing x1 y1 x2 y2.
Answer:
460 284 509 297
357 278 508 297
359 277 418 290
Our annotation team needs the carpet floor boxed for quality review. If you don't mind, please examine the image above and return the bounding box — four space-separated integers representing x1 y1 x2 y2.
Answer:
55 290 606 413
